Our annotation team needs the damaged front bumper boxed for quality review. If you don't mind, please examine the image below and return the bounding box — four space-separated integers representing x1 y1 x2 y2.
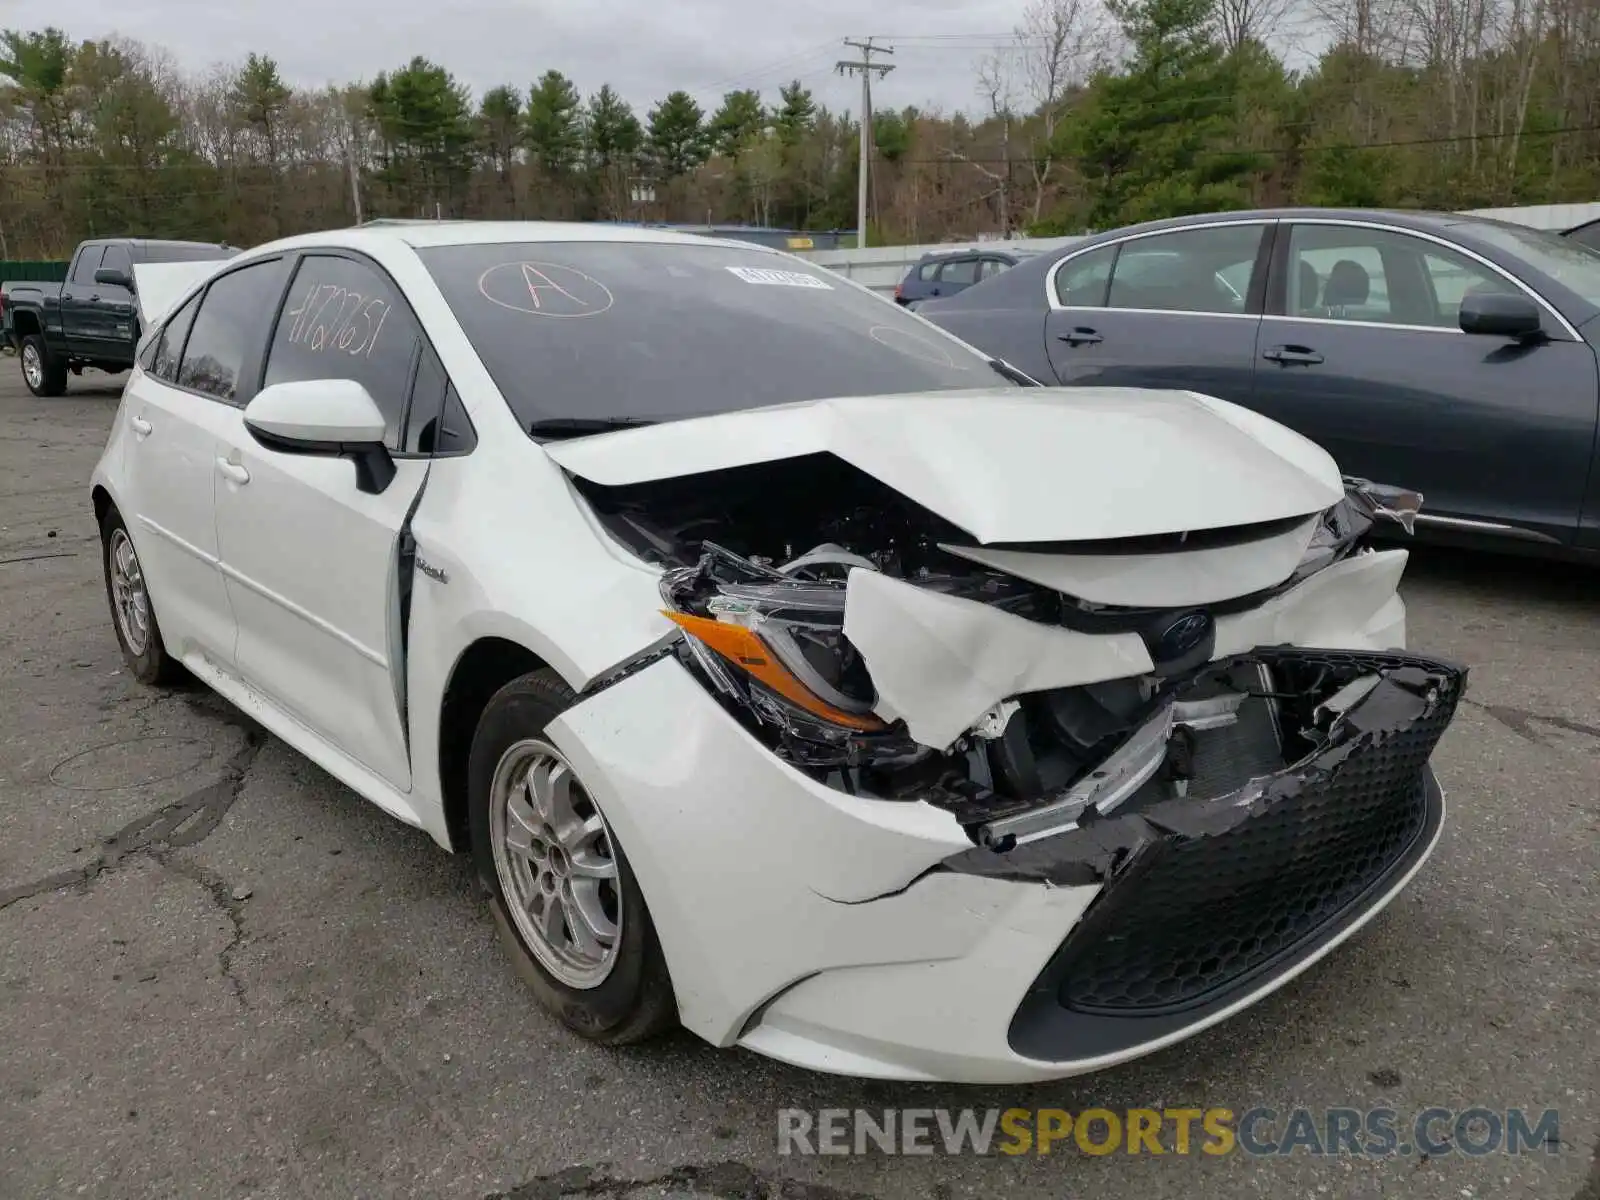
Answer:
945 646 1464 1062
549 640 1463 1082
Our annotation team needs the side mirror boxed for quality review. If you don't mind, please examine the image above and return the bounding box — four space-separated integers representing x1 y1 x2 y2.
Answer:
1459 291 1543 340
95 267 134 290
243 379 396 494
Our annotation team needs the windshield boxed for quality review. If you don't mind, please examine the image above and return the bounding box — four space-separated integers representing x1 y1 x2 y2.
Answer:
415 241 1014 430
1459 220 1600 308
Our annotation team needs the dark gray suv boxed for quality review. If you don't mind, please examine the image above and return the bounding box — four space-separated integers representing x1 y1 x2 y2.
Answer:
894 247 1033 307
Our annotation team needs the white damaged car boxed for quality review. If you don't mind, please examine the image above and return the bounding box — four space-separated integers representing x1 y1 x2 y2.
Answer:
91 222 1465 1083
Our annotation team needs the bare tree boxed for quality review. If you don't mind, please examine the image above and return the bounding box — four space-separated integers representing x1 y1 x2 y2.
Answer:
1014 0 1108 224
1309 0 1407 56
1214 0 1297 52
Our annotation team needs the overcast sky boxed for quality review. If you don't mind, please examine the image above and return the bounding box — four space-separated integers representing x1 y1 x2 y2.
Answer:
48 0 1063 119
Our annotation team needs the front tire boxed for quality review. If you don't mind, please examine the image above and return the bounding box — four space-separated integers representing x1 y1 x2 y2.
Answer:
467 669 677 1045
20 334 68 397
100 507 183 686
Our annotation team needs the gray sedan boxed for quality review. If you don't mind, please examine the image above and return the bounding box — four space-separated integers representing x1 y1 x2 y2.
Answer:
917 207 1600 557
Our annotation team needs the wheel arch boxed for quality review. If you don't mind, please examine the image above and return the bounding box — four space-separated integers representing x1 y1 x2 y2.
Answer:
10 309 42 339
437 636 551 853
91 483 115 529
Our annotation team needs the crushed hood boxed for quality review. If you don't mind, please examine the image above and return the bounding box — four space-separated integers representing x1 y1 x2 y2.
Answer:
132 260 231 329
545 388 1345 545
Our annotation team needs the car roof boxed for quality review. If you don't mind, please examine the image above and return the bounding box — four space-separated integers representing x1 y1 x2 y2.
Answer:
244 220 788 259
915 246 1020 261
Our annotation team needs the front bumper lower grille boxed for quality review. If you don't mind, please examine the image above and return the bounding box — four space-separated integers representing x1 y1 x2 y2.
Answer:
995 648 1464 1063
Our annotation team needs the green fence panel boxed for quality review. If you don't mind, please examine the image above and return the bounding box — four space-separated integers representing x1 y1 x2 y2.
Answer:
0 260 70 283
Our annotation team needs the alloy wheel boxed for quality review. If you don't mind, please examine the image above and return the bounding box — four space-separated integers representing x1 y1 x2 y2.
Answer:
22 343 43 391
107 528 150 656
488 738 622 989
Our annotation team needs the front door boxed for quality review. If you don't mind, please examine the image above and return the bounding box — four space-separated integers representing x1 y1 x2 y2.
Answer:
1249 221 1600 544
1044 221 1270 404
88 244 140 364
212 251 431 790
60 244 105 358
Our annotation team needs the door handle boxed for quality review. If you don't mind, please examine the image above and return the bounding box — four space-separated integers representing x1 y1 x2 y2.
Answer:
129 415 153 437
1057 327 1103 346
1262 344 1324 365
216 458 250 485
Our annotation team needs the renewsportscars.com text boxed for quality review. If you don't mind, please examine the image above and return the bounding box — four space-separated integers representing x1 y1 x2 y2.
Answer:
777 1106 1562 1157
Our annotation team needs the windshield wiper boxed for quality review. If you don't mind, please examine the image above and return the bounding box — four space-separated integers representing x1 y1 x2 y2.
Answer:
528 416 659 439
988 358 1040 387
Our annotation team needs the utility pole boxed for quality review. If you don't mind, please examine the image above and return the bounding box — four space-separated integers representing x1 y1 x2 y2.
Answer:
345 127 364 225
837 38 893 248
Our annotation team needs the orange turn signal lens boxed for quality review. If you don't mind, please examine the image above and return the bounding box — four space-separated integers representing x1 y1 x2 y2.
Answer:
662 610 885 732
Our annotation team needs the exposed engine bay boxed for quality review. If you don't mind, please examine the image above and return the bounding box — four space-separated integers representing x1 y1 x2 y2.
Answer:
573 452 1425 846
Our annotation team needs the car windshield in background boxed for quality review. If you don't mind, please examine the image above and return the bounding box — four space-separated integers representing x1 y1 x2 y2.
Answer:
1460 220 1600 307
415 241 1016 431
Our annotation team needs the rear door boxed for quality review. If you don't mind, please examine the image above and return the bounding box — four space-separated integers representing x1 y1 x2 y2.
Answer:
211 250 434 791
931 255 980 300
1044 221 1271 402
1249 219 1598 545
117 256 292 670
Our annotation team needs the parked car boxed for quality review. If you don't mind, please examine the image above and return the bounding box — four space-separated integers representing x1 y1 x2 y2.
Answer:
92 221 1463 1083
917 207 1600 557
1563 216 1600 252
893 246 1033 306
2 237 235 396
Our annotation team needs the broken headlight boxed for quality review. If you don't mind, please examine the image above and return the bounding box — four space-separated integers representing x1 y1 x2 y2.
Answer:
1295 477 1423 579
659 543 925 765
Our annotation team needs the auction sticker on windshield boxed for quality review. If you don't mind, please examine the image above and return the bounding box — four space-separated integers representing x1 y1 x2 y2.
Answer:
726 266 833 289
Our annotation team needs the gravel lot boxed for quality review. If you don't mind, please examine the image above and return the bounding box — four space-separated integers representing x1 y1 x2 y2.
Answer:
0 364 1595 1200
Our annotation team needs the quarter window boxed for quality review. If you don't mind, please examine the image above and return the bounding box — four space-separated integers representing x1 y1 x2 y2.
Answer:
1106 225 1263 314
177 258 290 402
1286 225 1510 328
150 293 200 382
263 254 423 450
980 258 1009 278
1053 244 1116 307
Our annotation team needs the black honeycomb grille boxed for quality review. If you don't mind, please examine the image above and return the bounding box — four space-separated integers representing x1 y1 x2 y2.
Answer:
1054 651 1461 1016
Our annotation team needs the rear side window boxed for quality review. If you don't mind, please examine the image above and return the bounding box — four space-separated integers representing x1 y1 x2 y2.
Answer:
177 258 291 402
263 254 424 451
939 258 979 285
1053 244 1116 307
149 293 200 382
916 261 939 281
980 258 1009 278
1106 225 1263 314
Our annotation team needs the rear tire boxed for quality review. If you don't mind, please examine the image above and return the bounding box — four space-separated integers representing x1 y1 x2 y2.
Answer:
20 334 68 397
100 507 184 686
468 669 678 1045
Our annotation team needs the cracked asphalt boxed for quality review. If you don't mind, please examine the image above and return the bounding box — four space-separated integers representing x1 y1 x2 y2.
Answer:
0 365 1596 1200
